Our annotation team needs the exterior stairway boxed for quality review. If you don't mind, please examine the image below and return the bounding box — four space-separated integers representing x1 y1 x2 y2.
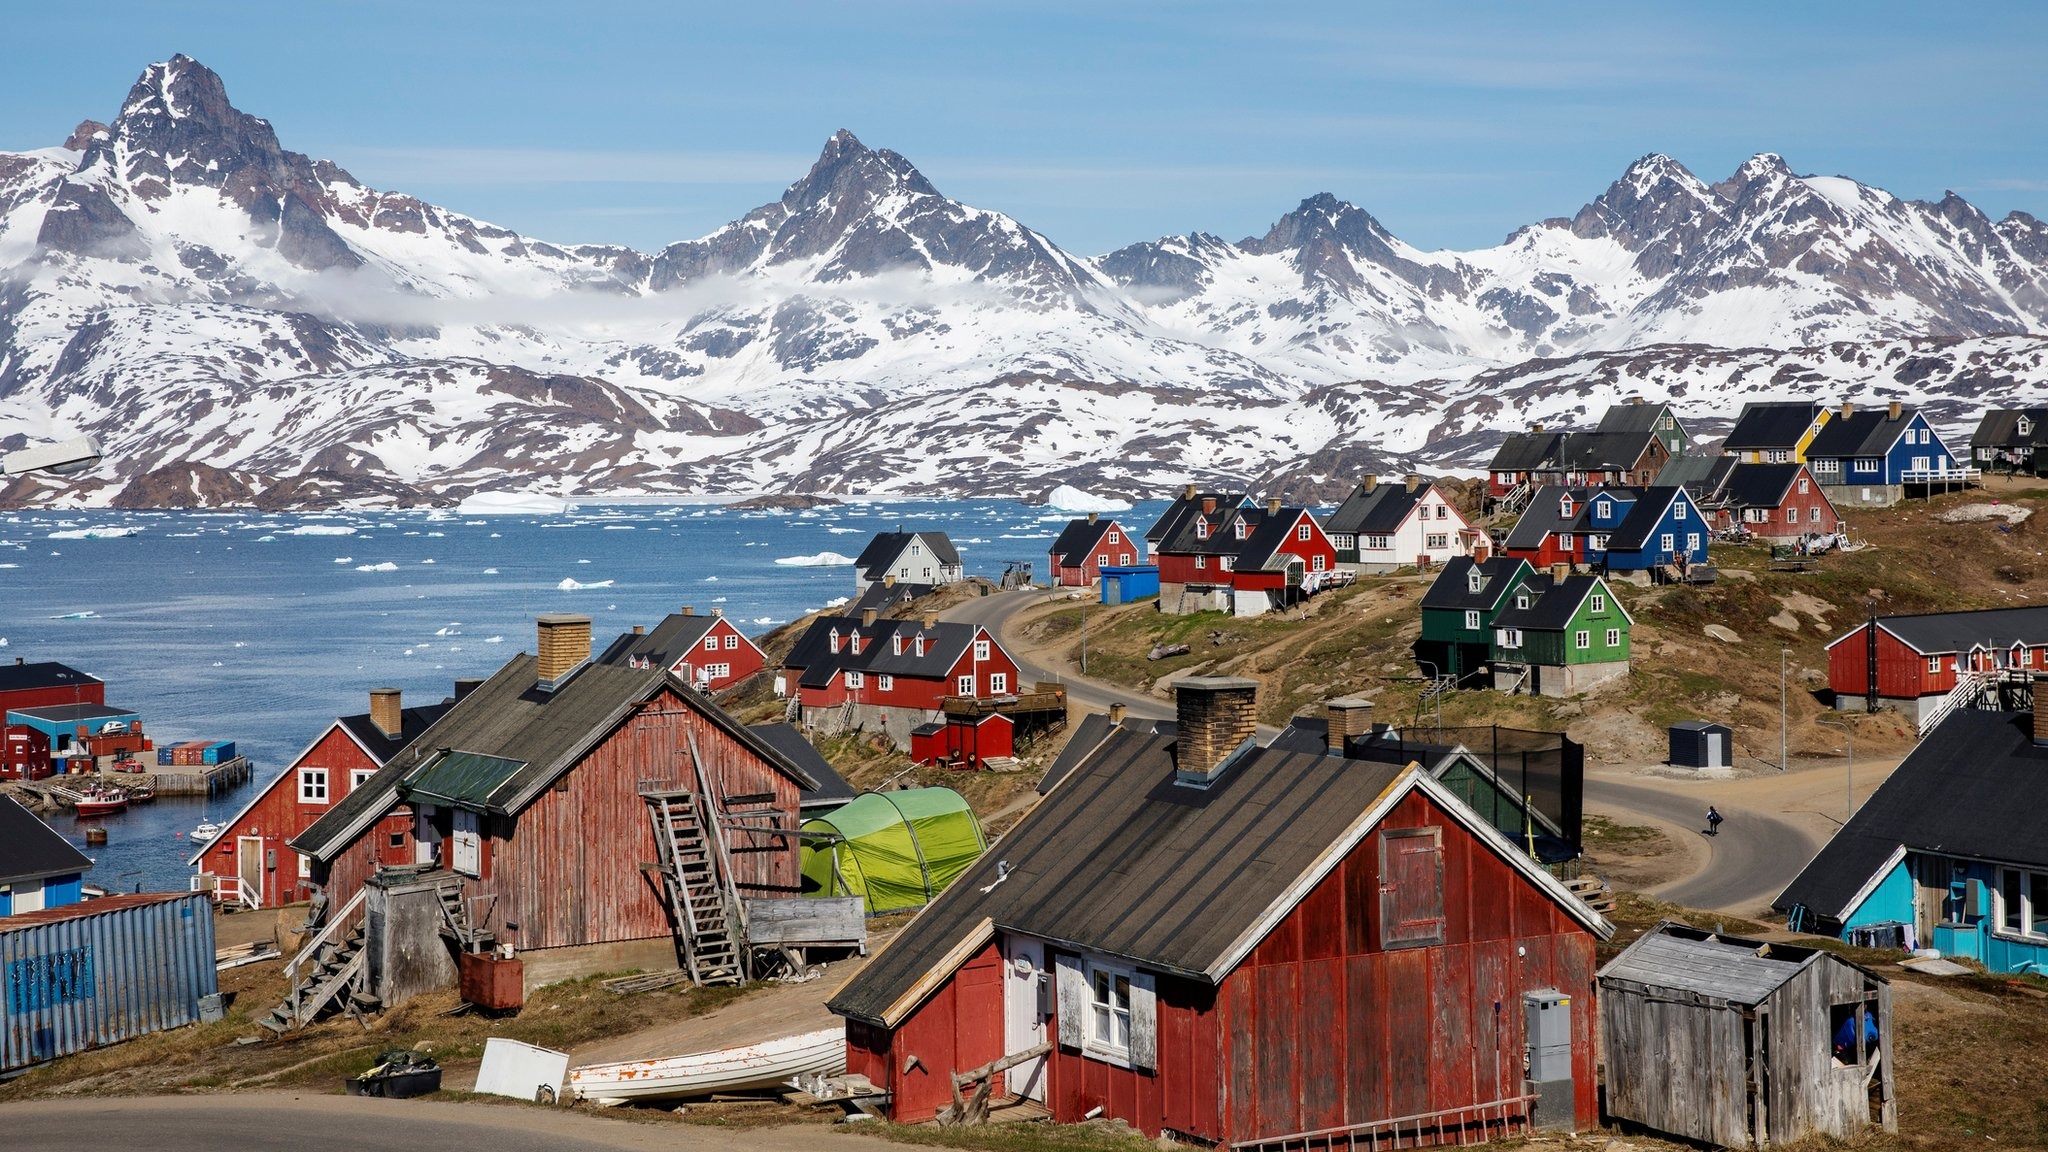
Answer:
434 877 496 954
644 790 746 986
1563 874 1616 916
258 888 374 1034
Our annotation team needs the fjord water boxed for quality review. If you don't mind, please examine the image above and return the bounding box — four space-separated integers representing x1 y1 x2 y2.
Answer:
0 500 1157 894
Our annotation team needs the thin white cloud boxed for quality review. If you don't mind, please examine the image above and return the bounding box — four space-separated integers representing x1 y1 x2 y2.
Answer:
344 147 813 186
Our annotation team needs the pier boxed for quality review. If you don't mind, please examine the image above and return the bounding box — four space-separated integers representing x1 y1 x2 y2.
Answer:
146 755 253 796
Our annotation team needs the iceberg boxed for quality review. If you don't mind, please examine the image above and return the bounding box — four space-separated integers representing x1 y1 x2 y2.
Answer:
355 562 401 572
47 527 139 540
1043 484 1132 513
458 491 570 515
286 525 358 536
774 551 856 567
557 577 616 590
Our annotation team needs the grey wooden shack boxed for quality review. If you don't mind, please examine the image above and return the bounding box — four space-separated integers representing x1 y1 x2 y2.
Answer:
1669 720 1733 769
1599 922 1895 1148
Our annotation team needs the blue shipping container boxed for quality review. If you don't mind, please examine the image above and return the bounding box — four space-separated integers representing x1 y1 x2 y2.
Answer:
157 747 175 766
1099 565 1161 606
201 741 235 765
0 892 217 1073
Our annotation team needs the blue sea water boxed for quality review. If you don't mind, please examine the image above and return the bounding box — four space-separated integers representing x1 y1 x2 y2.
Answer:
0 499 1161 895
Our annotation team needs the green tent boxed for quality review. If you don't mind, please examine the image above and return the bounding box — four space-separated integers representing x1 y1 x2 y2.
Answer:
800 788 987 914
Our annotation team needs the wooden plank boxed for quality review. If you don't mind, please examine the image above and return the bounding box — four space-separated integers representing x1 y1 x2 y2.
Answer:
743 896 864 945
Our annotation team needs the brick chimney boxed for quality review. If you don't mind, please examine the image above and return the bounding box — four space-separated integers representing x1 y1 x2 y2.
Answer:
1109 702 1127 726
861 608 879 628
2035 673 2048 745
536 613 593 690
1550 562 1570 582
1324 696 1373 756
1840 401 1855 418
1405 473 1420 493
454 678 484 701
1267 497 1282 516
369 688 402 739
1887 401 1903 421
1173 676 1260 785
1201 496 1217 514
1364 474 1378 493
1087 511 1099 524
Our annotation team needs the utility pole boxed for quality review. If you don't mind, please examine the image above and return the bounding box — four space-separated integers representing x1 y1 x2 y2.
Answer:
1780 647 1790 772
1080 600 1088 675
1819 715 1854 822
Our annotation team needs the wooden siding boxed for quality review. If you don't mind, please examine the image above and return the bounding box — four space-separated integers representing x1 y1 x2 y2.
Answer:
201 724 383 908
669 618 766 692
848 942 1007 1120
1827 624 1948 701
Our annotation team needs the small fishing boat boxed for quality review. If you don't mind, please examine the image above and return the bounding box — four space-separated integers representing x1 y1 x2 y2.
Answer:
125 782 155 803
568 1027 844 1106
191 819 226 844
73 787 129 817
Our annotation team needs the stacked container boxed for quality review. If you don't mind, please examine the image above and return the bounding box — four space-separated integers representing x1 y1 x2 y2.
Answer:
201 740 235 764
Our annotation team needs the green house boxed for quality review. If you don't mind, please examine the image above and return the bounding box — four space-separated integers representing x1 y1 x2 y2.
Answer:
1417 556 1533 680
1488 567 1632 697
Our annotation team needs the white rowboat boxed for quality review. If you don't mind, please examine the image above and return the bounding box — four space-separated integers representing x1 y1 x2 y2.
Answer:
568 1027 844 1105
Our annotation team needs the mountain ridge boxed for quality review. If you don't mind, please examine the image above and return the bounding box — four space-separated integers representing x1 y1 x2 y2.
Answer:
3 56 2047 508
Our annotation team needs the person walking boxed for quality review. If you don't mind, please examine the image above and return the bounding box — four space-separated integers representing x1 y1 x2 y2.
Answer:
1706 805 1723 836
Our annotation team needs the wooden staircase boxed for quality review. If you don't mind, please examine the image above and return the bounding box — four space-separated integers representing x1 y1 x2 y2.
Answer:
644 790 746 986
259 887 375 1034
1563 874 1616 916
434 878 496 954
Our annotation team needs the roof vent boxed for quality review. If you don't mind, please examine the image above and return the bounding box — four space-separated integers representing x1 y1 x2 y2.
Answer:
1172 676 1260 786
536 613 593 692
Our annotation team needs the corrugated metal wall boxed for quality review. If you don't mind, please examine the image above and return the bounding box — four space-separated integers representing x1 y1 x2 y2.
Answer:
0 893 217 1072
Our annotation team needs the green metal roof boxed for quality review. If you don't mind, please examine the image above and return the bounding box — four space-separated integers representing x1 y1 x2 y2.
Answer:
400 749 528 812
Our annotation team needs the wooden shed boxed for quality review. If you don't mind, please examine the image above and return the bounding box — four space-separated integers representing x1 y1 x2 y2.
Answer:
1599 923 1895 1148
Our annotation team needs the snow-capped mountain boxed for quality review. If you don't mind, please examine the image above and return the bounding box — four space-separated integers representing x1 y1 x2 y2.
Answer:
3 55 2047 508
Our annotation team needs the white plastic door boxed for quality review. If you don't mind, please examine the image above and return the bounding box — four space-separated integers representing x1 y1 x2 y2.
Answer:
1002 936 1049 1101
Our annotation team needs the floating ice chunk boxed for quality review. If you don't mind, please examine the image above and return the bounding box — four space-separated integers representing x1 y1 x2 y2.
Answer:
458 491 569 515
1042 485 1133 513
286 525 357 536
421 559 436 564
49 611 97 620
47 527 139 539
557 577 615 590
703 575 719 582
256 535 277 542
355 562 400 572
334 557 353 564
484 635 505 643
482 567 500 575
753 617 779 625
774 551 856 567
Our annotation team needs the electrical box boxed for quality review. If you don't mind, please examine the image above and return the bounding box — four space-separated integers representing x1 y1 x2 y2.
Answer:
1966 878 1988 919
1524 989 1572 1083
266 848 277 872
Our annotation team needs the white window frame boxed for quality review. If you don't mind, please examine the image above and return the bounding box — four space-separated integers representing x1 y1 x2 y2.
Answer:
1927 656 1941 675
724 634 739 650
958 674 975 696
991 672 1009 694
1590 594 1605 613
703 635 719 652
1686 532 1700 552
846 671 865 690
1311 555 1326 571
707 662 731 680
877 674 893 692
1997 867 2048 940
1606 628 1621 647
1221 556 1235 572
299 767 329 804
1500 628 1523 648
1464 610 1481 630
1366 534 1392 550
1108 531 1120 544
1797 477 1810 494
1426 533 1448 549
1558 533 1574 550
1575 630 1590 650
1085 960 1134 1062
1195 554 1207 570
350 767 375 791
1660 533 1675 552
974 639 991 661
1297 523 1311 542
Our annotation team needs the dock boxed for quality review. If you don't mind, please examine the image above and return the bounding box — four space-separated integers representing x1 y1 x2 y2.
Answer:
145 755 253 796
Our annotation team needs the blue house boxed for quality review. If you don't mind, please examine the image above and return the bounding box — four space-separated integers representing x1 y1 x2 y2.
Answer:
1804 400 1972 508
0 795 90 915
1589 486 1709 573
1777 705 2048 972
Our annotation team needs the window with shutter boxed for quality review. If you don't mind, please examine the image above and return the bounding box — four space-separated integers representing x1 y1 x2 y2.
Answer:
1379 827 1446 948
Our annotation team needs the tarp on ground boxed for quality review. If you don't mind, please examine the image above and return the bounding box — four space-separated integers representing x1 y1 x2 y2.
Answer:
799 787 987 914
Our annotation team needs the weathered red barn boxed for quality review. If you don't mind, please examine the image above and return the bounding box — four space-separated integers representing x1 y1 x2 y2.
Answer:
598 606 767 693
1048 514 1139 587
189 687 452 908
782 609 1023 746
1827 605 2048 724
831 678 1611 1145
291 613 820 978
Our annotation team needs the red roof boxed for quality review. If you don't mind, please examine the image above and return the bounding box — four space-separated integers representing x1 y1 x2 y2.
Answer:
0 891 194 933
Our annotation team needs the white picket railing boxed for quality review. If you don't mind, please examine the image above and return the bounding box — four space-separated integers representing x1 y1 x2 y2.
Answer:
1918 670 1991 736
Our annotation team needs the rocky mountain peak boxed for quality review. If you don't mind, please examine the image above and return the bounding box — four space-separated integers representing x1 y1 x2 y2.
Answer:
63 120 109 151
1710 151 1799 205
782 129 939 213
1567 152 1724 275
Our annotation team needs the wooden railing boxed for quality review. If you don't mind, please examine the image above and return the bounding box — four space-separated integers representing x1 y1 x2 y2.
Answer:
282 885 367 1020
1919 670 1992 737
1230 1094 1537 1152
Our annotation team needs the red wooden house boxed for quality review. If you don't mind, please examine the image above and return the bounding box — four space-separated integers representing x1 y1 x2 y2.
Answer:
910 712 1015 770
0 659 104 714
1710 463 1838 543
189 687 453 909
1154 496 1340 616
829 678 1611 1146
1827 606 2048 724
291 613 820 978
780 609 1022 747
1048 513 1139 587
2 725 53 781
597 606 765 693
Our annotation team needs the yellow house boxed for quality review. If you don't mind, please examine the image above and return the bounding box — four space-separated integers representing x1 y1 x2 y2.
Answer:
1721 400 1831 464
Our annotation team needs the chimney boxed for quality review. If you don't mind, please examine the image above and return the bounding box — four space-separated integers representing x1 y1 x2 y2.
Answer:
2034 673 2048 746
681 605 694 616
1840 401 1855 418
369 688 402 739
861 608 879 628
536 613 593 689
454 678 484 701
923 613 939 631
1550 562 1570 582
1887 401 1902 421
1324 696 1373 757
1629 395 1645 405
884 574 897 588
1183 483 1197 500
1531 424 1544 433
1201 496 1217 514
632 624 645 635
12 657 20 665
1267 497 1282 516
1405 473 1420 493
1364 474 1378 493
1088 511 1099 524
712 607 723 617
1109 702 1127 726
1172 677 1260 785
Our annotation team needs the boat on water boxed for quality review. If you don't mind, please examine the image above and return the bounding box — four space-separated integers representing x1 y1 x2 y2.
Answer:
568 1027 844 1106
73 788 129 817
191 819 226 844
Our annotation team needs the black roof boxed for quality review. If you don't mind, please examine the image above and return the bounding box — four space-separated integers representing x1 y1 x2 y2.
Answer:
1777 709 2048 919
1722 401 1825 451
1144 492 1248 544
831 724 1608 1025
1832 606 2048 656
784 615 982 686
1655 454 1735 499
1420 556 1532 612
1492 572 1604 632
1048 518 1121 568
1719 462 1811 510
0 661 101 696
850 581 936 616
0 795 92 883
336 702 456 765
749 722 856 811
1233 507 1315 569
854 531 962 577
1501 485 1608 551
596 612 723 668
1325 480 1427 536
1970 408 2048 450
5 702 135 723
1557 431 1645 471
1036 711 1118 794
1595 400 1679 440
293 646 815 858
1487 431 1566 472
1605 486 1686 551
1806 409 1914 458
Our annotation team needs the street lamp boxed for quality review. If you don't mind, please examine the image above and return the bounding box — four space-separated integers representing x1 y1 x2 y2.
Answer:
3 435 102 477
1817 715 1854 823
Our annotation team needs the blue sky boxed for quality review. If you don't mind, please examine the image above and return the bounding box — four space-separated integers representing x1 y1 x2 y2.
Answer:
5 2 2044 255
